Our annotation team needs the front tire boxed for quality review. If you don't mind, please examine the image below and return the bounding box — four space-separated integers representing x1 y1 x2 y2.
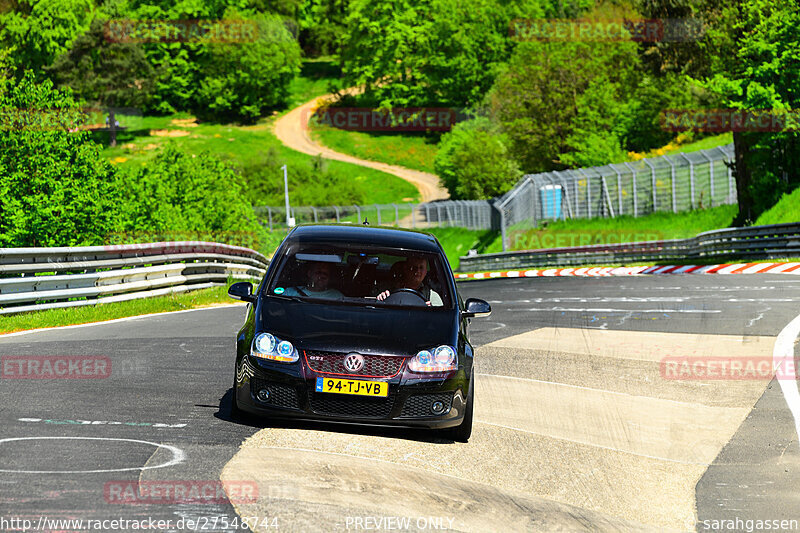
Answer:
230 367 250 422
447 380 474 443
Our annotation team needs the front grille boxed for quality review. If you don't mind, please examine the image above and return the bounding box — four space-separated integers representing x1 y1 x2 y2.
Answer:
309 390 395 419
304 350 405 377
250 378 301 410
399 392 454 418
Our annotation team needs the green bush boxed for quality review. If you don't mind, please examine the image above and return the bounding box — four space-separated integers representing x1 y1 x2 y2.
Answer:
434 117 521 199
239 148 365 206
0 73 123 247
118 143 266 243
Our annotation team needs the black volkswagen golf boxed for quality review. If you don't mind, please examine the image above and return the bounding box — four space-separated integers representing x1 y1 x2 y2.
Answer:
227 224 491 442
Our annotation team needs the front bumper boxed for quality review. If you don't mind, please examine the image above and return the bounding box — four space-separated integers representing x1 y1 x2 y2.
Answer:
235 355 469 429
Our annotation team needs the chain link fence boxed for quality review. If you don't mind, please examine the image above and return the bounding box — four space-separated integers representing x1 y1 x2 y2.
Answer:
253 200 495 231
254 144 737 252
494 144 736 250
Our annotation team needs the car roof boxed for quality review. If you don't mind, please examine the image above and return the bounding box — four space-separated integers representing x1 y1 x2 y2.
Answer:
286 224 442 253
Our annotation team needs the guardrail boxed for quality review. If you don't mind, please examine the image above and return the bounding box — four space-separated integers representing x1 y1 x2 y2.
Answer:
0 242 269 315
458 222 800 272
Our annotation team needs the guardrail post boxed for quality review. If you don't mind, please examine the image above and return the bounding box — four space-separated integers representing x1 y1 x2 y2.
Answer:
392 203 399 225
311 206 318 223
613 167 623 215
267 207 273 231
334 205 340 223
353 205 361 223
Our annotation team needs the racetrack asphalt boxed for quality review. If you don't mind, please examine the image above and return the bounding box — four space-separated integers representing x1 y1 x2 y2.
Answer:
1 275 799 531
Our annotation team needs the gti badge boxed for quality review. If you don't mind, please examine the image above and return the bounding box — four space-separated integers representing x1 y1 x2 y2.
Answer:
343 352 365 372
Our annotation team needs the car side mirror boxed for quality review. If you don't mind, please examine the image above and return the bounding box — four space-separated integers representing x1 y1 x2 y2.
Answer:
228 281 256 302
463 298 491 318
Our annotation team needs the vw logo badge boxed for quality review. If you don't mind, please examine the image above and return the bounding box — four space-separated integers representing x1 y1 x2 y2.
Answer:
344 352 364 373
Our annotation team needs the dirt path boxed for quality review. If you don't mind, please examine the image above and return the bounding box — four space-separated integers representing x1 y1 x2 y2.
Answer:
273 93 449 203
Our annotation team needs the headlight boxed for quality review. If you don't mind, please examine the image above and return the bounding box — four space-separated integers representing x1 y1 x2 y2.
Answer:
408 345 456 372
251 333 298 363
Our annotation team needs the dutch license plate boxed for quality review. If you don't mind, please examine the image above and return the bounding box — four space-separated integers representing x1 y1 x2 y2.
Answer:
315 377 388 397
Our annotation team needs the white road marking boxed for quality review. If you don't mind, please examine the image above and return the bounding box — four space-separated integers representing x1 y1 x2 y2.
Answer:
523 307 720 313
773 313 800 442
17 417 186 428
0 436 184 474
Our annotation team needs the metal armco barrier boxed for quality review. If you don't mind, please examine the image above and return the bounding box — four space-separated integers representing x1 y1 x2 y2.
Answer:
0 242 269 315
458 222 800 272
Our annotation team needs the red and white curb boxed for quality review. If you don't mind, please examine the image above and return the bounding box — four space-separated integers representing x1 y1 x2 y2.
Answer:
456 262 800 280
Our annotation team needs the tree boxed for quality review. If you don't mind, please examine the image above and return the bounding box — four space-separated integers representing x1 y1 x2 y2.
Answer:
700 0 800 223
297 0 349 56
194 9 301 122
434 117 521 199
0 0 94 79
0 73 123 247
48 17 155 146
338 0 546 109
488 39 641 173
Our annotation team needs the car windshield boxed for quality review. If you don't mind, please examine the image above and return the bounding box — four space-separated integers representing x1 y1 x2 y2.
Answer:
265 239 453 309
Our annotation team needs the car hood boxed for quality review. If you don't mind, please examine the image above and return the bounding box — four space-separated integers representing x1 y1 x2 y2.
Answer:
258 298 458 356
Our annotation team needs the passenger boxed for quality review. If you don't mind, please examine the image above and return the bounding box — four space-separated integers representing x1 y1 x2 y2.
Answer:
283 262 343 299
376 256 442 306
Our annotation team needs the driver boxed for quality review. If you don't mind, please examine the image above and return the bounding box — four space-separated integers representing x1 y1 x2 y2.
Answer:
283 261 343 299
376 256 442 306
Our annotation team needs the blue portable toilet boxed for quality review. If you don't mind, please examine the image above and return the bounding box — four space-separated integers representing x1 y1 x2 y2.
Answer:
540 185 563 219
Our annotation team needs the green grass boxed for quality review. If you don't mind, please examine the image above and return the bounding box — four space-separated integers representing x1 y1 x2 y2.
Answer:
424 227 500 270
95 59 419 206
484 205 738 252
97 113 419 206
666 133 732 154
754 187 800 225
0 285 240 334
284 58 341 110
310 123 440 174
625 133 732 161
